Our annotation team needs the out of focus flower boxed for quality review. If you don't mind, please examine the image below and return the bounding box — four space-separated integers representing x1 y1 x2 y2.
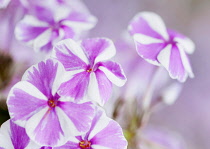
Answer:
0 0 42 100
139 128 186 149
15 2 97 53
56 107 127 149
128 12 195 82
161 83 182 105
0 0 10 9
0 120 40 149
7 59 95 147
52 38 127 106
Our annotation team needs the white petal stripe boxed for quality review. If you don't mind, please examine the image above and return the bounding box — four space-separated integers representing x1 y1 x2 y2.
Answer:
98 66 126 87
133 33 164 45
136 11 169 40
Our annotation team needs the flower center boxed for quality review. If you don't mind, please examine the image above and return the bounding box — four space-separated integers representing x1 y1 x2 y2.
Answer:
50 22 62 31
0 52 14 91
166 38 177 46
48 100 57 108
47 94 60 108
79 140 91 148
86 68 93 73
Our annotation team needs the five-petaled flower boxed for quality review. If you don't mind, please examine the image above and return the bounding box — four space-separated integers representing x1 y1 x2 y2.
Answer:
7 59 95 147
51 38 127 106
15 2 97 53
55 107 128 149
128 11 195 82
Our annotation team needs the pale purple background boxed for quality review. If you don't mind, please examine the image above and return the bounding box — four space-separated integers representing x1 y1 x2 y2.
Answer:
84 0 210 149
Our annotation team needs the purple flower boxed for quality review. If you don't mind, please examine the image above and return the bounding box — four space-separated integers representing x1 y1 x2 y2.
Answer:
54 107 128 149
0 120 40 149
128 12 195 82
15 2 97 53
7 59 95 147
51 38 127 106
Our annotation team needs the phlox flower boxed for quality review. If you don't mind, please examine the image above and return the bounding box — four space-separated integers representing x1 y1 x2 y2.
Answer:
128 12 195 82
15 2 97 53
51 38 127 106
50 107 127 149
7 59 95 147
0 120 40 149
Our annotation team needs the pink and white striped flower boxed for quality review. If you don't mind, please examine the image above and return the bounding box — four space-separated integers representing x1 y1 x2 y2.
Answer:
0 120 40 149
7 59 95 147
52 38 127 106
128 12 195 82
15 2 97 53
55 107 128 149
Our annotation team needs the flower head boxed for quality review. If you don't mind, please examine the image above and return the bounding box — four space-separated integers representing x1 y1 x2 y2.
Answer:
56 107 128 149
52 38 127 106
128 12 195 82
7 59 95 147
15 2 97 53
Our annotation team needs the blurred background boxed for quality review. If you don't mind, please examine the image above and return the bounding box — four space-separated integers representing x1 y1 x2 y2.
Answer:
84 0 210 149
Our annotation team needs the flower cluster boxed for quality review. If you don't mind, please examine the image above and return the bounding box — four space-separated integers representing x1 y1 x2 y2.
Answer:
0 1 195 149
3 38 128 148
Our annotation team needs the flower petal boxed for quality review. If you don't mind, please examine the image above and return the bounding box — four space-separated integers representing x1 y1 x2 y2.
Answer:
52 39 89 70
98 61 127 87
25 107 66 147
33 28 53 52
177 43 194 78
22 59 65 97
7 81 47 127
63 11 97 25
32 6 54 24
58 101 94 135
81 38 116 65
9 120 30 148
157 44 190 82
58 71 90 102
129 11 169 40
15 15 48 43
88 108 127 149
0 120 41 149
87 70 112 106
134 36 166 65
61 11 97 35
0 120 14 149
54 141 80 149
61 26 75 39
